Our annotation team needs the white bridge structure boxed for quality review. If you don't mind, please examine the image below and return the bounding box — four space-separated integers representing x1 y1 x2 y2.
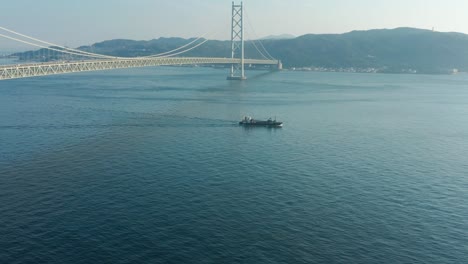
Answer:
0 2 280 81
0 57 278 81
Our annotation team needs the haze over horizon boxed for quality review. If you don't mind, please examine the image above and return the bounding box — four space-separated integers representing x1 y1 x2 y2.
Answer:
1 0 467 51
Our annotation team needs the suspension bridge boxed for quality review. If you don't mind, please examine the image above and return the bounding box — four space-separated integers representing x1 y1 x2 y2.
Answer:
0 2 280 81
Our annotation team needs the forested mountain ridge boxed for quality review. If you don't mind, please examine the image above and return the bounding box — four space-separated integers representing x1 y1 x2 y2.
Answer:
13 28 468 74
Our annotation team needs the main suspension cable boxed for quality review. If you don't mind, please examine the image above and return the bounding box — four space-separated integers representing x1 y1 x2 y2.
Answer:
0 26 118 59
0 25 216 60
141 35 208 58
0 25 220 60
243 9 275 60
0 33 119 59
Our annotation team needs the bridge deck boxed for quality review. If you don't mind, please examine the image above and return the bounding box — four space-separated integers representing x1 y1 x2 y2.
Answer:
0 57 278 80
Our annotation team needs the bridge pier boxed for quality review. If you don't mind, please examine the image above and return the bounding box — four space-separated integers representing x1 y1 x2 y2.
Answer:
227 1 246 80
277 60 283 70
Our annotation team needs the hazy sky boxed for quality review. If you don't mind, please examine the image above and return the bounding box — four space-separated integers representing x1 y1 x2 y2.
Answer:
1 0 467 50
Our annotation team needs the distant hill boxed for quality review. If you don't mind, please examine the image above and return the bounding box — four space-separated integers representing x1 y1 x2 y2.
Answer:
260 34 296 40
263 27 468 73
13 28 468 74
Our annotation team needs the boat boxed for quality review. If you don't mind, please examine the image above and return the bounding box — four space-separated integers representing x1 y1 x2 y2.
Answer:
239 116 283 127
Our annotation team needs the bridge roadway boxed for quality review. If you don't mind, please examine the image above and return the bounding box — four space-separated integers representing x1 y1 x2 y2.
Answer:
0 57 278 80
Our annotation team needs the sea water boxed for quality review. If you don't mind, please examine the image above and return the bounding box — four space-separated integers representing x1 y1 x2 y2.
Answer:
1 67 467 263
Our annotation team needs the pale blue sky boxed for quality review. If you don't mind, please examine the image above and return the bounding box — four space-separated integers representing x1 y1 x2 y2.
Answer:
1 0 467 50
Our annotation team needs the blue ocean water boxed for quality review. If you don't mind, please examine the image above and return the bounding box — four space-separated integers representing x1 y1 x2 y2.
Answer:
1 67 467 263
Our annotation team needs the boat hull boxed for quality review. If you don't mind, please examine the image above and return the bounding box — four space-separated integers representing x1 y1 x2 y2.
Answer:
239 121 283 127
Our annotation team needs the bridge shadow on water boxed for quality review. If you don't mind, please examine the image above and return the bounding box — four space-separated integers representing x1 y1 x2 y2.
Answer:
247 70 277 80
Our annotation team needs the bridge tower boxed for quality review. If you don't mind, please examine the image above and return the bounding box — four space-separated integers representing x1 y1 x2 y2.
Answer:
227 1 246 80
